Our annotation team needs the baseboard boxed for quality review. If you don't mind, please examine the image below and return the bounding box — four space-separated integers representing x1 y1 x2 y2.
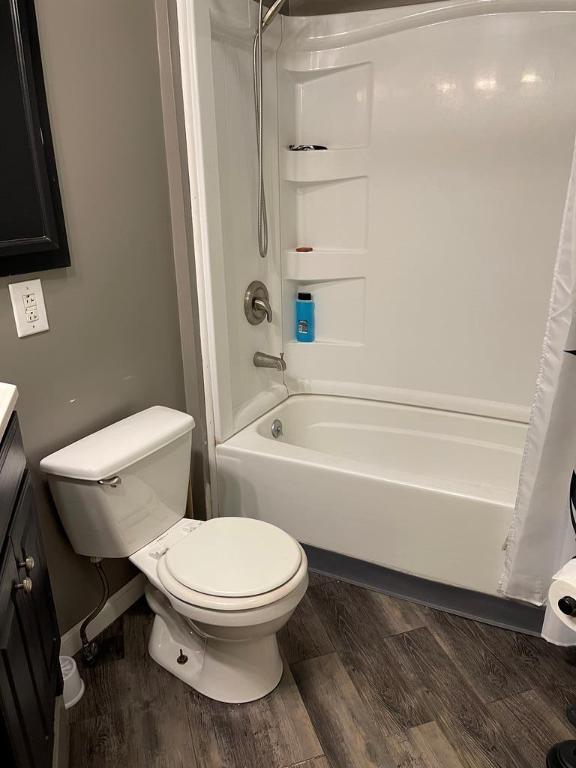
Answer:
304 545 545 636
59 574 147 658
52 696 69 768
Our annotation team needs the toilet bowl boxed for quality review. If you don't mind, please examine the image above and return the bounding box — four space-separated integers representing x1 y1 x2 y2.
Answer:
40 406 307 703
131 517 308 702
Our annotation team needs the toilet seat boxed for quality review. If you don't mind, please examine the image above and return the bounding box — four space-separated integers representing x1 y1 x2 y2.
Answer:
165 517 302 597
157 518 306 611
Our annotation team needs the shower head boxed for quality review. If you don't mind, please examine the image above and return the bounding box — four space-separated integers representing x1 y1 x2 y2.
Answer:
261 0 289 32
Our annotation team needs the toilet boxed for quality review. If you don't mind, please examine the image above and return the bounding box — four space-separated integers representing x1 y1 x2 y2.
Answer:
40 406 308 703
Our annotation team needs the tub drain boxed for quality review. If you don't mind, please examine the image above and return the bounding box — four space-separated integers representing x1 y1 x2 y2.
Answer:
271 419 283 439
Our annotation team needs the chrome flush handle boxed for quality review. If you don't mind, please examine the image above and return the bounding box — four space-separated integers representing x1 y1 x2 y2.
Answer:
98 476 122 487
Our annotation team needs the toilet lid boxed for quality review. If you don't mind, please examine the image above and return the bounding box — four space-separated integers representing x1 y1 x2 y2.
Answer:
164 518 302 598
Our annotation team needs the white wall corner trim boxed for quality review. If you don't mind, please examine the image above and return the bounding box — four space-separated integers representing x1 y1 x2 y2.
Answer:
59 574 147 659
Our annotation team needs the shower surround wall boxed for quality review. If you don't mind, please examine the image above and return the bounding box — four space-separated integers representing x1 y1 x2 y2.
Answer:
178 0 576 596
279 5 576 421
177 0 286 442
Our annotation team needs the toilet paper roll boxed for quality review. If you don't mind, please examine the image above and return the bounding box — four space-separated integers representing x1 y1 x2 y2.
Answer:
548 558 576 631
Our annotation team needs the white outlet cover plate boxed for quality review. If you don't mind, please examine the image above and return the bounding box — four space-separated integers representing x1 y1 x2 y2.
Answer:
8 279 50 337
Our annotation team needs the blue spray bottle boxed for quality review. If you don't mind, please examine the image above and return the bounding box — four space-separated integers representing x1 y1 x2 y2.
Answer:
296 291 315 342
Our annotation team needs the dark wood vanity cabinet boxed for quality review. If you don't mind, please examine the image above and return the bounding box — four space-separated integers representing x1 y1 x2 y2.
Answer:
0 414 61 768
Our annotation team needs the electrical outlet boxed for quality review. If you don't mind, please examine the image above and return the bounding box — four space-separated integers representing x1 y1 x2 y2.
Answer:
9 279 49 337
25 306 39 323
22 292 37 309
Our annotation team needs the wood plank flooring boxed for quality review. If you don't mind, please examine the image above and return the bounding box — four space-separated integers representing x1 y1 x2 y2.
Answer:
69 575 576 768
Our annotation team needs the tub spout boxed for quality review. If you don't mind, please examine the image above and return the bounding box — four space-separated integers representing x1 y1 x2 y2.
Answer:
253 351 286 371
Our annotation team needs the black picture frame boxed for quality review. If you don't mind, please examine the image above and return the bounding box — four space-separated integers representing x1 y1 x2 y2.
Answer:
0 0 70 278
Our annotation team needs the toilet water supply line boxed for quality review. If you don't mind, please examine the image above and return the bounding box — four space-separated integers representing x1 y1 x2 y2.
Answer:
79 557 110 666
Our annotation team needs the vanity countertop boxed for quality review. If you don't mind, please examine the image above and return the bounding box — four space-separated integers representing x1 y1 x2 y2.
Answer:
0 384 18 443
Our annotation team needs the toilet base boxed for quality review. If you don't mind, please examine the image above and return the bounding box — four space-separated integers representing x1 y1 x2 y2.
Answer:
146 586 284 703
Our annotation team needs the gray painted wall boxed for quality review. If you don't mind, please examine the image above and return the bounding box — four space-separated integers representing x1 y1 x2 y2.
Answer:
0 0 188 633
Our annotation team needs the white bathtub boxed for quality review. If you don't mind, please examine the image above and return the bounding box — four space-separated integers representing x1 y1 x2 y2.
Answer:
216 396 527 596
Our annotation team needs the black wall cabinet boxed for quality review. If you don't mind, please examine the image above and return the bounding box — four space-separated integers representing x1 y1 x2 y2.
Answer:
0 0 69 277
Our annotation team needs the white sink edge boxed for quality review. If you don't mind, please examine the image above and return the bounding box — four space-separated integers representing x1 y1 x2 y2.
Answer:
0 383 19 443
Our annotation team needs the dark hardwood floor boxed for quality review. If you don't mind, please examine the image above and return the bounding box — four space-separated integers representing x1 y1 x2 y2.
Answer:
69 573 576 768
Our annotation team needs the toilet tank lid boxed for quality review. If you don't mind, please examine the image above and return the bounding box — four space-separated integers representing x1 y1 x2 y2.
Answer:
40 406 195 481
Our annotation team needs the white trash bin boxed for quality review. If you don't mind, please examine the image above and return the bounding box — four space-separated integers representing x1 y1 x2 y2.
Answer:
60 656 85 709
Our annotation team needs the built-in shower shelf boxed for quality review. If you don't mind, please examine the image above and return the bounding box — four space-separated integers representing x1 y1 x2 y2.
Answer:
284 249 367 280
286 339 364 348
283 148 369 182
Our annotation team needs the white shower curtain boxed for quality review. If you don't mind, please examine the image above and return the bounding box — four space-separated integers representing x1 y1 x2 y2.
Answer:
500 137 576 644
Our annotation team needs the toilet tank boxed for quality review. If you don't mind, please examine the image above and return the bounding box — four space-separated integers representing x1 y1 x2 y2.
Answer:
40 406 195 558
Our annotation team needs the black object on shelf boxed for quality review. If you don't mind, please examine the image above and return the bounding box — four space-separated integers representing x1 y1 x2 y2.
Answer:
288 144 328 151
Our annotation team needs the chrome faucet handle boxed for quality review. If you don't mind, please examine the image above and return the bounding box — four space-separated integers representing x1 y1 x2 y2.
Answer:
252 296 272 323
